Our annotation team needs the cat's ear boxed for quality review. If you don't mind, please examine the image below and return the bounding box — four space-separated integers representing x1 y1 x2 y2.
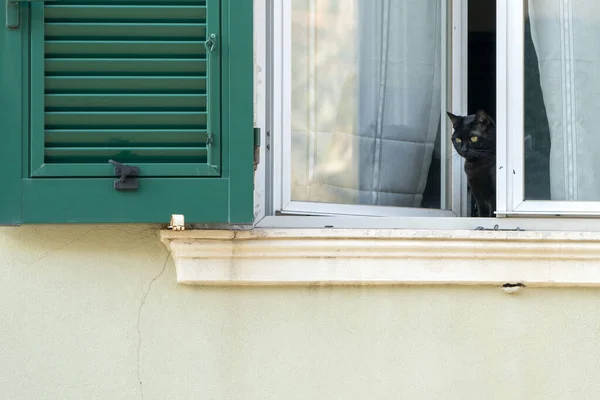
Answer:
446 112 461 128
475 109 490 124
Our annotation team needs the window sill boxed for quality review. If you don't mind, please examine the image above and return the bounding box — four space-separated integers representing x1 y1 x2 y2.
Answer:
160 228 600 287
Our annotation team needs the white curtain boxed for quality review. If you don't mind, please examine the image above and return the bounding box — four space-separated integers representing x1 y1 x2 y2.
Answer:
528 0 600 201
291 0 441 207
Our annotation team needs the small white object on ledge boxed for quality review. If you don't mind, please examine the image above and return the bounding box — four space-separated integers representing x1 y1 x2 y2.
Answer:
168 214 185 231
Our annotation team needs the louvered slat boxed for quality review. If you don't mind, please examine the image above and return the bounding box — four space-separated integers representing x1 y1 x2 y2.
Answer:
31 0 219 177
45 94 207 110
45 76 206 93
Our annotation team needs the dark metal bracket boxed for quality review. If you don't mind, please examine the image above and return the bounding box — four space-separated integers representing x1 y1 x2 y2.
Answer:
6 1 19 29
475 225 525 232
108 159 139 191
6 0 55 29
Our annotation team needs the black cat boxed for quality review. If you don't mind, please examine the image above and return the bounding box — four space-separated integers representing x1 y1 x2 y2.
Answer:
447 110 496 217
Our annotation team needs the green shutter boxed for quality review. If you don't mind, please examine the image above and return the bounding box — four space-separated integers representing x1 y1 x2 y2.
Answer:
0 0 254 224
31 0 220 177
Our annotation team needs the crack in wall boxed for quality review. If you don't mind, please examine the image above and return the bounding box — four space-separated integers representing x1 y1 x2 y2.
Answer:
136 250 171 400
21 227 98 266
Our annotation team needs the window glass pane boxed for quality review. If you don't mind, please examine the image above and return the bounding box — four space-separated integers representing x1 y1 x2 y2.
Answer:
290 0 445 209
524 0 599 201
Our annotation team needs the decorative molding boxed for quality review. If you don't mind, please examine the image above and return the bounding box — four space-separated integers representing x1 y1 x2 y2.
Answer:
160 229 600 286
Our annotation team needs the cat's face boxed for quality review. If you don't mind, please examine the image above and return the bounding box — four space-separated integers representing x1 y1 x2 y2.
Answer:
447 110 496 162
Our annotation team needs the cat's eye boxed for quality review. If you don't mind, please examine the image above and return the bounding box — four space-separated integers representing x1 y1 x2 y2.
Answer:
454 138 461 143
470 136 479 143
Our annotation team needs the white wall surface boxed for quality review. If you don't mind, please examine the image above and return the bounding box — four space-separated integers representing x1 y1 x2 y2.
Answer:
1 225 600 400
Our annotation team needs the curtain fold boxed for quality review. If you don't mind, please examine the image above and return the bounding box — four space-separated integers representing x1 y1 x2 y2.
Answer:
528 0 600 201
291 0 441 207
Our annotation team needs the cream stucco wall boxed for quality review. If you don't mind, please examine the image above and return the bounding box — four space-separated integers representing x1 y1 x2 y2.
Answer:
2 225 600 399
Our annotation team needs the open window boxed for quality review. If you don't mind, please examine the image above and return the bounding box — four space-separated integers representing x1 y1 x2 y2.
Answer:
499 0 600 217
264 0 600 227
268 0 468 219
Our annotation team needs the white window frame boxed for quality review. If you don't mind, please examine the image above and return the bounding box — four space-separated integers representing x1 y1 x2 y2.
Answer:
265 0 468 219
498 0 600 217
255 0 600 231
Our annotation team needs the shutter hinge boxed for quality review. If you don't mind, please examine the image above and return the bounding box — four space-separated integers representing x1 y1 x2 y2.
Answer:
6 0 19 29
253 128 261 186
108 159 139 191
206 132 218 170
253 127 261 175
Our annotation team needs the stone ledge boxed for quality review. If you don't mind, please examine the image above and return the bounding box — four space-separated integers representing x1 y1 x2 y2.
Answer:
159 229 600 286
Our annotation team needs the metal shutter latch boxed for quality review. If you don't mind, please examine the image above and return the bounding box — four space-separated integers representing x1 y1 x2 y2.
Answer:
108 160 140 191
